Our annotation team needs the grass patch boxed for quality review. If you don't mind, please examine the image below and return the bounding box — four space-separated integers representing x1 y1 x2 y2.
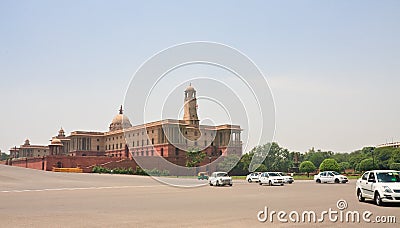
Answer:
293 175 314 180
346 175 360 179
231 176 246 180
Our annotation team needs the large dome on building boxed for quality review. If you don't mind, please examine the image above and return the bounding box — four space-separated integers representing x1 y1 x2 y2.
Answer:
109 105 132 131
50 138 63 145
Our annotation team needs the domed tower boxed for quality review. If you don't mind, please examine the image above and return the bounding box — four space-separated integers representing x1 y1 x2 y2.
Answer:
49 138 64 155
109 105 132 131
183 83 199 126
58 127 66 138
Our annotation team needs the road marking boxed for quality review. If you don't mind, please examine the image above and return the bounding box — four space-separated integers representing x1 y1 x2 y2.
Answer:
0 185 165 193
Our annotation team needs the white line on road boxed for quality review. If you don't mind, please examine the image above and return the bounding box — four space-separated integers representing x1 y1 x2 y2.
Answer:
0 185 165 193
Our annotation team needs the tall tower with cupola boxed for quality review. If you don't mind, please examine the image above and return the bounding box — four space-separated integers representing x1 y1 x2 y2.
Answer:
183 83 199 126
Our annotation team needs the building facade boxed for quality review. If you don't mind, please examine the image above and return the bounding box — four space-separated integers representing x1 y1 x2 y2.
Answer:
10 85 242 166
376 142 400 149
9 139 49 158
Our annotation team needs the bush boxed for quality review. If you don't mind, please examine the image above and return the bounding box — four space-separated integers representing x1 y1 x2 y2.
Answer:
92 166 111 174
299 161 316 175
144 168 170 176
135 167 148 175
389 163 400 170
92 166 169 176
319 159 340 172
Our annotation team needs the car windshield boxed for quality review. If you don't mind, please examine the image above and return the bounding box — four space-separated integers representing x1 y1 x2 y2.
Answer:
268 173 279 176
332 171 340 175
377 172 400 183
216 173 228 177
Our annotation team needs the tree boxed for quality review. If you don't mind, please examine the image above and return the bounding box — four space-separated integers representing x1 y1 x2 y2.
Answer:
319 158 340 172
185 148 206 167
389 163 400 170
299 161 316 177
358 158 374 172
303 148 332 167
255 164 267 172
390 148 400 163
0 151 10 161
250 142 292 172
217 154 241 172
374 148 392 169
338 162 351 172
331 153 350 163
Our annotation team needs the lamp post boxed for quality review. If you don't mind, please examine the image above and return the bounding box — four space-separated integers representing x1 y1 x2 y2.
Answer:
208 156 212 173
372 149 375 169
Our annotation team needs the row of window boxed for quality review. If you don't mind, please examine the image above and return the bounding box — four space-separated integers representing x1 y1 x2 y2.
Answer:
106 143 124 150
106 130 156 142
134 150 155 157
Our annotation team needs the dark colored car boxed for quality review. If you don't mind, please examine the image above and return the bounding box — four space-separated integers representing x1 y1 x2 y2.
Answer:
198 172 209 180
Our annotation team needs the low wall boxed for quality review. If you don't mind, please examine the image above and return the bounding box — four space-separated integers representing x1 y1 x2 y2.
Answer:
9 157 44 170
7 155 221 175
44 156 121 172
8 156 120 173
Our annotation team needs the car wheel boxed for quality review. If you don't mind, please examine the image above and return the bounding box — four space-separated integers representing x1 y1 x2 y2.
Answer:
357 189 365 202
209 182 213 186
316 179 321 183
229 183 232 186
259 182 262 185
269 181 272 186
375 192 383 206
216 180 220 186
280 184 284 186
335 179 340 184
248 179 252 183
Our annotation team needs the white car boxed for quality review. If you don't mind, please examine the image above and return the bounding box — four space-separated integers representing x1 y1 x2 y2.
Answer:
314 171 348 184
246 172 262 183
209 172 233 186
259 172 284 186
276 172 294 184
356 170 400 206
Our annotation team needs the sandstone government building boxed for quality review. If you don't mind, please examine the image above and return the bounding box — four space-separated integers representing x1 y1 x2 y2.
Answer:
5 85 242 173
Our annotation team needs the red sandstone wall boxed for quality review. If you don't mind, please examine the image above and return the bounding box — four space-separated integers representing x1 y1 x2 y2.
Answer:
26 157 44 170
10 159 28 168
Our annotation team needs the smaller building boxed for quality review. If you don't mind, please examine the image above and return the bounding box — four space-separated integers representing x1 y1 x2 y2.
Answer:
9 139 49 158
376 142 400 149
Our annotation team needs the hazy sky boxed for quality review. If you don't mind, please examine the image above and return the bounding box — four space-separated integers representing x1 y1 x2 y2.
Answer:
1 0 399 154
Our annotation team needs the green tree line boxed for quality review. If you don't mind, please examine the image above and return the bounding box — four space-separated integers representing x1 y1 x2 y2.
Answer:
220 142 400 175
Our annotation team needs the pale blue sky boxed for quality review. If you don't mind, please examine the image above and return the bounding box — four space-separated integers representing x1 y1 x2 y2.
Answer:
1 0 399 153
